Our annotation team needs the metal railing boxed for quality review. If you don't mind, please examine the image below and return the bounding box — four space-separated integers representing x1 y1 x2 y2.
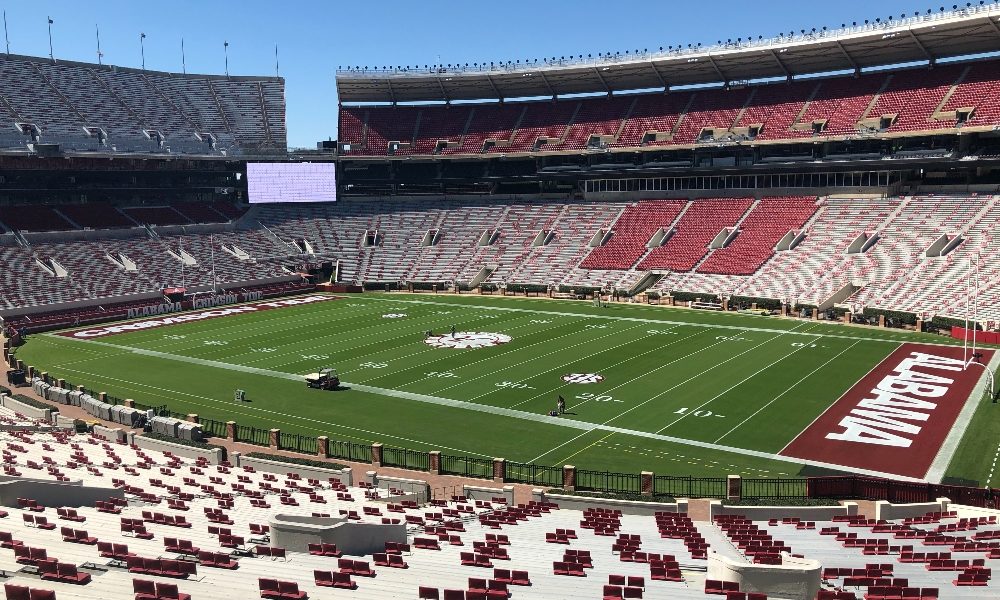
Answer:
237 425 270 447
653 475 729 499
381 447 429 471
336 4 999 78
439 454 494 479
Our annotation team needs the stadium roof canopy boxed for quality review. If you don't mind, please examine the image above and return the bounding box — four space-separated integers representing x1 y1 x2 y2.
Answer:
337 5 1000 103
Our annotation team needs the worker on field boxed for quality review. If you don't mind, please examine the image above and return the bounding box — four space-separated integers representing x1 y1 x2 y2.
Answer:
557 395 566 415
450 324 456 338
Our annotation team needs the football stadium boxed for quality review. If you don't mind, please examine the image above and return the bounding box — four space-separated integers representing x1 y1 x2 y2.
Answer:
0 2 1000 599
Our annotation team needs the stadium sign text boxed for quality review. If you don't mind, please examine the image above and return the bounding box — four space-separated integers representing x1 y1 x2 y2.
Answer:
824 352 963 448
781 343 995 479
65 295 336 339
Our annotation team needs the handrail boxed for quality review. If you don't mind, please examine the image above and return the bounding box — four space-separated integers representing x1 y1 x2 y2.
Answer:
337 4 1000 79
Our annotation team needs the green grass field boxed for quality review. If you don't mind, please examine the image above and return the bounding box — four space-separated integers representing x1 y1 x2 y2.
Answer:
15 292 999 486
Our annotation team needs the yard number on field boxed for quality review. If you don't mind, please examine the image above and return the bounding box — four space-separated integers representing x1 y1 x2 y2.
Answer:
496 381 535 389
360 361 389 369
425 371 459 379
715 336 747 342
576 392 623 403
674 407 725 418
302 354 330 361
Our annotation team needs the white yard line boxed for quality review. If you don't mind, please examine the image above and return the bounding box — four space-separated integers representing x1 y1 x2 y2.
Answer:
363 296 960 346
776 344 900 456
52 335 924 480
654 331 824 433
713 341 860 444
987 444 1000 487
526 322 815 462
926 348 1000 483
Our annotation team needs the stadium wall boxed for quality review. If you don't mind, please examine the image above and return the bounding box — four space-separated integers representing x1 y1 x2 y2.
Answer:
0 477 124 508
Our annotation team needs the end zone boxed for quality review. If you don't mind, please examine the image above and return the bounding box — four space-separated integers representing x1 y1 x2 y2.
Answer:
780 343 995 479
56 295 339 339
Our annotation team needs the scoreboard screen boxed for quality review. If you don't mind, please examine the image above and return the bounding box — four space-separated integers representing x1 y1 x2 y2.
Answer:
246 162 336 204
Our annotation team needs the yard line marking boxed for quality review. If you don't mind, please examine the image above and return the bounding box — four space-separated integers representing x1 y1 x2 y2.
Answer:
349 313 565 381
713 341 860 444
525 322 815 462
777 343 901 456
363 295 965 347
51 366 495 458
988 444 1000 487
496 322 671 406
654 331 823 433
926 347 1000 483
52 334 924 481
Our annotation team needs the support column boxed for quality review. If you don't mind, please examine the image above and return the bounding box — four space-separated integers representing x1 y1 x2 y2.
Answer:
124 399 136 409
317 436 329 459
722 299 729 311
56 378 65 389
562 464 576 492
493 458 506 484
811 308 819 321
844 312 852 324
641 471 654 497
429 451 441 475
226 421 237 442
727 474 742 502
915 319 923 332
269 428 280 450
371 442 383 467
187 414 199 424
878 314 886 328
99 392 107 403
780 303 788 317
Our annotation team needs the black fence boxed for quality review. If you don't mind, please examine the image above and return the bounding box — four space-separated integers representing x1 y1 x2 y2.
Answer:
653 475 729 499
440 454 494 479
200 418 228 439
328 440 372 463
381 447 429 471
237 425 270 447
504 462 564 487
577 470 644 495
25 373 1000 507
742 478 809 500
808 476 1000 509
278 432 317 455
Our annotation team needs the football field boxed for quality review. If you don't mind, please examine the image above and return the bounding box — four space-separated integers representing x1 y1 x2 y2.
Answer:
16 293 1000 487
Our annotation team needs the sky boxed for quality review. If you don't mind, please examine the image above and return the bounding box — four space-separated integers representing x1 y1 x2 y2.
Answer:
1 0 945 148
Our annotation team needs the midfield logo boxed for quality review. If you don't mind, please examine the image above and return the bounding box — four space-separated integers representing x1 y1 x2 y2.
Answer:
424 332 511 349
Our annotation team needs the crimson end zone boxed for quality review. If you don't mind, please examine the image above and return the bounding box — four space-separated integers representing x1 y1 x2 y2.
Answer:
780 343 995 479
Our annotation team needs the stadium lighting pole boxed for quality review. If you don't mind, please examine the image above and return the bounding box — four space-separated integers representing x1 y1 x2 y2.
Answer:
96 25 102 65
181 38 186 74
275 44 279 77
223 41 229 77
46 17 53 61
4 11 10 55
140 33 146 71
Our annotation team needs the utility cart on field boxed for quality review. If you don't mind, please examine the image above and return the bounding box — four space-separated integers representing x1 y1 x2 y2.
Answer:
305 368 340 390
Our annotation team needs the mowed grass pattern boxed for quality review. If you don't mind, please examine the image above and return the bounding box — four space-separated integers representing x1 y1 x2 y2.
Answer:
17 293 995 482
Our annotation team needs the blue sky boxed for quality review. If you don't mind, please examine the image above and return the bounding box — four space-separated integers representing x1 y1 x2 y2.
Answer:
4 1 937 148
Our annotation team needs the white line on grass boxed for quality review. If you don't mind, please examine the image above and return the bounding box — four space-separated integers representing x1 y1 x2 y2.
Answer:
988 444 1000 487
926 347 1000 483
654 332 823 434
712 341 860 444
53 334 924 481
363 296 956 346
530 321 815 463
344 314 566 380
